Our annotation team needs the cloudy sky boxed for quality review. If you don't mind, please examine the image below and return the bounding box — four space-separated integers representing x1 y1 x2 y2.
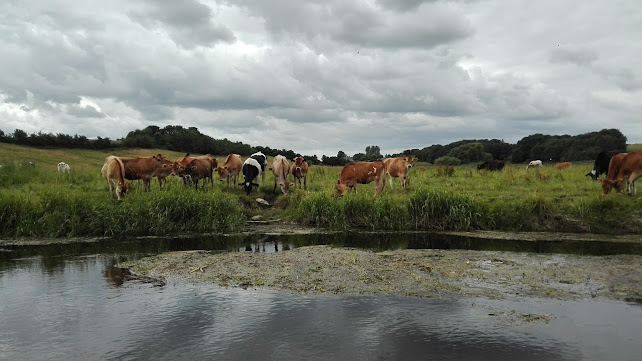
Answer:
1 0 640 157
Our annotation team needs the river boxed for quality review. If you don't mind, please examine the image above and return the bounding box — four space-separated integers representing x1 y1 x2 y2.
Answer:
0 233 640 360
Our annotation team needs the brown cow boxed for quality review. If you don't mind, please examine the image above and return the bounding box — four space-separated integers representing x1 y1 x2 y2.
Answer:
173 154 217 188
184 156 217 190
120 154 165 192
272 155 291 194
600 151 641 196
554 162 572 170
336 161 386 197
291 156 309 190
153 156 175 190
383 156 418 189
599 153 627 195
217 154 243 188
101 156 127 200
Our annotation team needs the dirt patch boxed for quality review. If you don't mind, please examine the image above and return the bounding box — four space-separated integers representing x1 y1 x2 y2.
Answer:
121 245 642 302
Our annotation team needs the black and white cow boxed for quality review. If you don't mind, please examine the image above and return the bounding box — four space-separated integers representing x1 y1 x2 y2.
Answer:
586 150 623 181
239 152 267 195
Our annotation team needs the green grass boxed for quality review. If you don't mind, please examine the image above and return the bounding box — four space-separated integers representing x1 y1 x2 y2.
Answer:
1 143 641 237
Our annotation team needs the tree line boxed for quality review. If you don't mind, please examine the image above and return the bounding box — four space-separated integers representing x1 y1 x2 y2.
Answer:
0 126 627 165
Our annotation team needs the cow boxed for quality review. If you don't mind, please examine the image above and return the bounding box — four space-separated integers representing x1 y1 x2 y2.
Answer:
57 162 71 173
383 156 418 189
217 154 243 188
240 157 263 195
183 156 218 190
172 154 217 188
586 150 623 180
336 161 386 197
554 162 572 170
101 156 127 201
272 155 291 194
291 156 309 190
120 154 166 192
526 160 543 169
600 151 641 196
153 156 175 190
251 151 268 185
477 159 505 172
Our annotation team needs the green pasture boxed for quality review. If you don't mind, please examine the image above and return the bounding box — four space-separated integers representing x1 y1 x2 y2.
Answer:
1 143 641 238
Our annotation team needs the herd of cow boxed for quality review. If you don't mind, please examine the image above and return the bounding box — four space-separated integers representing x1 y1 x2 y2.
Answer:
96 152 420 200
89 149 642 200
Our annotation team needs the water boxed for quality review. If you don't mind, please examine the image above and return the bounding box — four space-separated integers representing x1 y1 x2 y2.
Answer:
1 234 641 360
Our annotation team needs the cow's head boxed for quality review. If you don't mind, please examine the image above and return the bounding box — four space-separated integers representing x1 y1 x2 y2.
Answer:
405 156 418 169
336 179 347 197
585 170 598 181
218 166 229 179
278 180 290 194
239 181 260 195
293 156 305 166
116 181 128 200
599 178 620 196
477 163 486 170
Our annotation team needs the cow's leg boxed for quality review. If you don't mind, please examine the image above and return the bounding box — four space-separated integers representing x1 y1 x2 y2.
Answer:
273 178 278 193
108 180 115 198
388 173 393 189
303 176 307 190
628 173 640 195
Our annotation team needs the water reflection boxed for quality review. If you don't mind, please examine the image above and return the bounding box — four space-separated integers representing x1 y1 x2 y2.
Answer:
1 233 641 360
1 254 640 361
2 231 640 273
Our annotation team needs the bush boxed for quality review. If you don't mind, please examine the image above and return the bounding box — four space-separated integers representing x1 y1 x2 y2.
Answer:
434 156 461 166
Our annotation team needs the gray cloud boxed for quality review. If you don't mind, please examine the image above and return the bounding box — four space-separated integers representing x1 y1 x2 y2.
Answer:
550 47 598 66
130 0 235 48
0 0 641 158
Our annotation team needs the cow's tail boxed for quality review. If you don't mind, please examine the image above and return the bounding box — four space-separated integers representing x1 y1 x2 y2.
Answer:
280 159 289 185
114 157 126 183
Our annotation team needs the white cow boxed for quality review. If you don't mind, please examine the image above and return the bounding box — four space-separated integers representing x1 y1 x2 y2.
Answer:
57 162 71 173
272 155 291 194
526 160 542 169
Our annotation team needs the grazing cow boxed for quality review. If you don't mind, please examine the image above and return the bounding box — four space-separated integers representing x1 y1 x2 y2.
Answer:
173 154 217 187
291 156 309 190
336 161 386 197
183 156 217 190
526 160 543 169
383 156 418 189
57 162 71 173
240 157 263 195
101 156 127 201
120 154 165 192
251 152 267 185
217 154 243 188
554 162 572 170
600 151 641 196
586 150 622 180
272 155 291 194
477 159 505 172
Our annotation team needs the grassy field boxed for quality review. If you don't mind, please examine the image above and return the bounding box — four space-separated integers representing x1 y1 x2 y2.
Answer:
1 143 641 238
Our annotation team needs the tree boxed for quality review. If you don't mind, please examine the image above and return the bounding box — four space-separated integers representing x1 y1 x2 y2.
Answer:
447 142 486 164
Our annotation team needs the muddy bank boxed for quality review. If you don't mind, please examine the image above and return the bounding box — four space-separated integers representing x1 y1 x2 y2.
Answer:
122 245 642 303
